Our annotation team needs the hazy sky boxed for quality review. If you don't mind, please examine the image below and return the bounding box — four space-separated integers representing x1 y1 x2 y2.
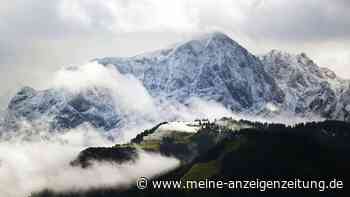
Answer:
1 0 350 107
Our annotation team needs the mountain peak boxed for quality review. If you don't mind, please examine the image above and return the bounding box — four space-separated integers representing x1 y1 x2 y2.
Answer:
123 32 240 60
195 31 237 46
267 49 294 57
264 50 317 67
8 87 37 109
267 50 313 62
158 31 241 58
201 31 231 40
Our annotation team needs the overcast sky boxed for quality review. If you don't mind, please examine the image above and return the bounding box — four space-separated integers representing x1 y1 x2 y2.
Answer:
1 0 350 107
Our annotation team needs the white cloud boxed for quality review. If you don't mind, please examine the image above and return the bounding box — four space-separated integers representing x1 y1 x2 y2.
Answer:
51 62 157 117
59 0 200 33
0 123 179 197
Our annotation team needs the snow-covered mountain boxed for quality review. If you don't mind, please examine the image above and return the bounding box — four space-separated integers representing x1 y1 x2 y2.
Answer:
96 32 284 111
1 86 121 132
260 50 350 121
1 32 350 132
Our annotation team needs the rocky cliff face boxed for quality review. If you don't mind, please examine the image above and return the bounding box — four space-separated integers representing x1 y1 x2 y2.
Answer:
1 32 349 132
97 32 284 112
260 50 350 120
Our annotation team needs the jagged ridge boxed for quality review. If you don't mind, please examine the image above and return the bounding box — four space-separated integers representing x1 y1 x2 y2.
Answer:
2 32 350 132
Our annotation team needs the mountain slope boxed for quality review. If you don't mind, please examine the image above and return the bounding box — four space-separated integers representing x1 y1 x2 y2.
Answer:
260 50 350 120
1 86 121 132
97 32 284 112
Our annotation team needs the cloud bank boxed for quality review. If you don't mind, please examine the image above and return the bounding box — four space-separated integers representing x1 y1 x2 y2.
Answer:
51 62 157 117
0 123 179 197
